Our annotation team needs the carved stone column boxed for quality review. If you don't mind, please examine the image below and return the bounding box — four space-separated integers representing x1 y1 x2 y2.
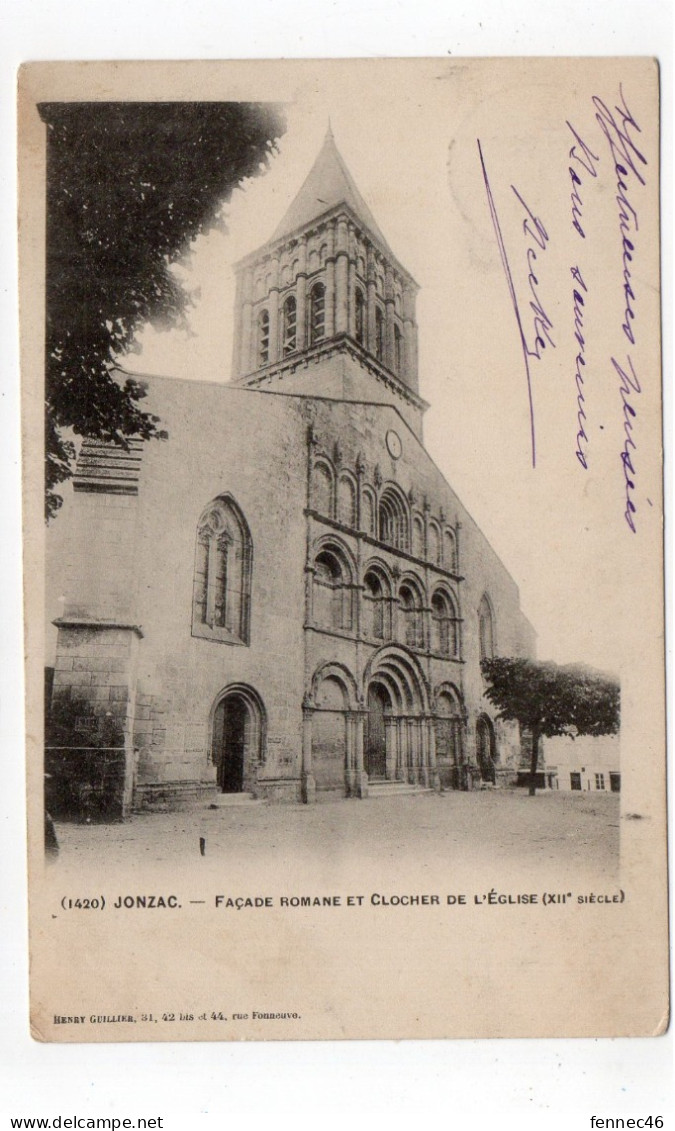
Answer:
410 718 422 784
354 709 368 798
406 719 416 783
301 697 315 803
394 717 405 781
325 222 336 338
427 715 440 791
268 255 280 364
367 248 378 353
345 712 356 795
384 717 397 781
296 238 308 349
348 258 357 338
384 264 395 371
402 284 417 389
335 218 349 334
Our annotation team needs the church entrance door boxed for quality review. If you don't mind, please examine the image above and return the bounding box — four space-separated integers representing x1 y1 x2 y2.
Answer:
366 683 389 779
215 695 248 792
476 715 496 784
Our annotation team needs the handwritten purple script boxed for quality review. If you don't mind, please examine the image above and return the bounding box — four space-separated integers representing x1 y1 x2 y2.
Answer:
479 84 648 532
477 140 555 468
593 86 647 532
566 121 599 470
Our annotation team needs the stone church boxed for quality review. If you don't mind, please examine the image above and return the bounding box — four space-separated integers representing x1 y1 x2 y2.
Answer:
47 128 537 817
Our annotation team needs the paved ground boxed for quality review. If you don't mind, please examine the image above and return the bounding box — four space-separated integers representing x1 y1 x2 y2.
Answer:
53 788 621 884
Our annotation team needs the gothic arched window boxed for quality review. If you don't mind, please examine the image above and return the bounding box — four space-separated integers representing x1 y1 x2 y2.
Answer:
478 594 495 660
398 581 424 650
428 522 441 566
282 294 297 356
361 487 376 536
193 496 252 645
311 460 334 517
337 474 357 527
363 567 391 641
379 484 409 551
313 545 353 632
444 528 457 572
355 288 366 347
258 308 270 366
309 283 326 345
431 590 459 658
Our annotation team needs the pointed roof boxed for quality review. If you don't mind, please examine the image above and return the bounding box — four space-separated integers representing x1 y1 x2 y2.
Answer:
271 126 392 252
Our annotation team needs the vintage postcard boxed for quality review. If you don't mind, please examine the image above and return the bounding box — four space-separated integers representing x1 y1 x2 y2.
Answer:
20 58 666 1041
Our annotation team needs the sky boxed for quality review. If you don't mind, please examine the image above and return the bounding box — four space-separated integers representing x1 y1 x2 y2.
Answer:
131 61 662 675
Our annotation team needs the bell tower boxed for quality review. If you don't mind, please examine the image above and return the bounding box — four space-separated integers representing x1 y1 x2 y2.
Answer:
231 127 426 436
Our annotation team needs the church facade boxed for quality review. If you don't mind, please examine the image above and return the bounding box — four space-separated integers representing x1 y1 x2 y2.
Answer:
47 130 537 817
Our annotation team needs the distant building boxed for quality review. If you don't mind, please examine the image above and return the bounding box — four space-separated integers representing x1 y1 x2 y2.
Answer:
544 735 621 793
46 128 538 818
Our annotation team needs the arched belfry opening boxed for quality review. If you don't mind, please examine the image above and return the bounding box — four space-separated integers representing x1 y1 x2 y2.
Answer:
210 684 265 794
229 127 423 434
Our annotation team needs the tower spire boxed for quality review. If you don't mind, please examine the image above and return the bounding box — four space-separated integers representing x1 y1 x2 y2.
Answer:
270 127 392 251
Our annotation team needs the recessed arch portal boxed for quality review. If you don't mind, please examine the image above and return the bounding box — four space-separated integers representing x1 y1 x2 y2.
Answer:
310 665 356 793
434 683 465 789
476 713 497 784
365 682 391 779
363 646 432 785
210 683 266 794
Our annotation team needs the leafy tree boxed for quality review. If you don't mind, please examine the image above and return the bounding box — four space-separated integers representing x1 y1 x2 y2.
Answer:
41 101 286 519
480 658 620 795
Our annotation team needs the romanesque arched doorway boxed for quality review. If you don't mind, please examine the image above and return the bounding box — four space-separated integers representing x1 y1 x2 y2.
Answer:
312 674 349 792
365 682 390 779
363 645 432 786
434 684 465 789
476 714 497 784
211 685 265 794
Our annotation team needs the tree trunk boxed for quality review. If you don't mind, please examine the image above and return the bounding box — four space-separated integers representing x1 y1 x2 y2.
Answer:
528 725 540 796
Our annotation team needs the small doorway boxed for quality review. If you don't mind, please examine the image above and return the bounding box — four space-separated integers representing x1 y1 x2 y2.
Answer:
476 715 496 783
366 683 389 779
211 686 265 794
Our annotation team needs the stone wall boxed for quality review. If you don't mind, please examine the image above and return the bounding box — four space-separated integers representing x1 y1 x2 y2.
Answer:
47 624 141 818
46 375 535 811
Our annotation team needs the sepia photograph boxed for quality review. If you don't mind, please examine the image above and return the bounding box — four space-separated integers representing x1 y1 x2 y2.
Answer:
19 57 666 1043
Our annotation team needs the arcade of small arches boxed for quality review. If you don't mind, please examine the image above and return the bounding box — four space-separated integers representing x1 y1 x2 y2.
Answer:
310 453 459 572
310 539 461 660
234 213 416 384
206 659 502 802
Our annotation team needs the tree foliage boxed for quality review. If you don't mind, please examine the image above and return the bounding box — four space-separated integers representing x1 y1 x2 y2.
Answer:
480 657 620 794
41 101 286 519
